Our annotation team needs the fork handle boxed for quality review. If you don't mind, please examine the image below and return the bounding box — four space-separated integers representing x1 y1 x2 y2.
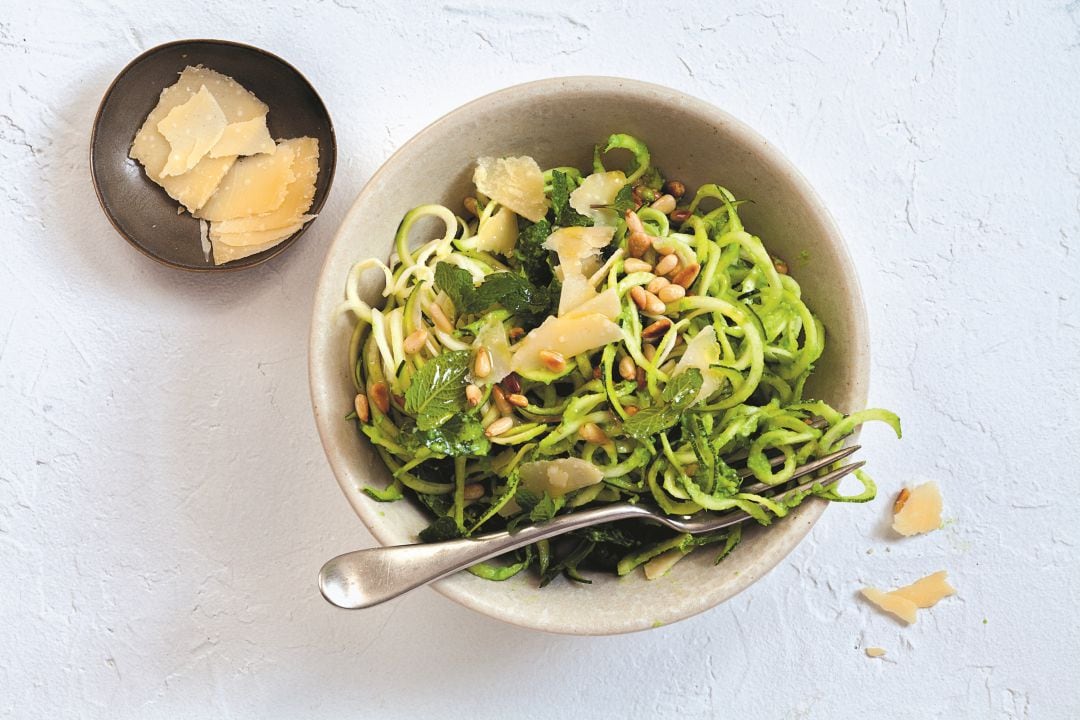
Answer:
319 503 655 609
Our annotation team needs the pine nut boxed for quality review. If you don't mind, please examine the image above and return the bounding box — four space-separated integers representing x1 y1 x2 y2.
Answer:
465 383 482 407
642 318 672 340
670 208 692 224
507 393 529 408
655 254 679 276
538 350 566 373
353 393 370 422
654 241 676 256
403 328 428 354
491 385 513 415
473 346 492 378
628 231 652 258
578 422 609 444
650 194 677 214
463 196 479 217
663 180 686 199
624 405 639 416
463 483 485 501
428 303 453 333
630 285 648 310
623 258 653 274
485 416 513 437
508 327 525 341
644 291 666 315
618 355 637 381
894 487 911 514
368 381 390 414
773 256 789 275
500 372 521 394
625 209 645 235
647 276 670 294
672 263 701 289
658 284 686 304
643 343 657 361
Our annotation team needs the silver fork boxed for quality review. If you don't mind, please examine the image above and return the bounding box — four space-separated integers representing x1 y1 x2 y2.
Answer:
319 446 863 609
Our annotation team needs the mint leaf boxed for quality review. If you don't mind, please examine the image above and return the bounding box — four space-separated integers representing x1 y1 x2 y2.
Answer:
612 184 635 215
404 350 470 431
413 415 491 457
514 219 554 286
529 492 565 523
550 170 593 228
434 262 477 315
623 368 703 439
419 515 462 542
473 272 557 325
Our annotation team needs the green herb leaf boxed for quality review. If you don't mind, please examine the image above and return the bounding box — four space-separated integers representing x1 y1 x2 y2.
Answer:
514 219 554 286
529 492 565 523
473 272 557 325
623 368 703 439
433 262 477 315
404 350 470 431
550 170 593 228
413 415 491 457
419 515 462 543
612 184 635 216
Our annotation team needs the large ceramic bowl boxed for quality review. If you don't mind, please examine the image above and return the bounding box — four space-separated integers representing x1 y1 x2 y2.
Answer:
309 77 869 635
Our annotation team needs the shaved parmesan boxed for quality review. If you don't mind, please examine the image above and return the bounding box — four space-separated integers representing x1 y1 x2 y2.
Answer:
210 232 292 265
892 481 943 536
519 458 604 497
210 137 320 234
543 226 616 316
865 647 887 658
209 115 276 158
510 313 624 375
672 326 723 404
156 85 228 177
209 221 303 249
195 142 295 221
473 155 547 222
472 206 518 255
862 570 956 624
569 171 626 226
564 288 621 321
557 274 598 316
472 315 512 385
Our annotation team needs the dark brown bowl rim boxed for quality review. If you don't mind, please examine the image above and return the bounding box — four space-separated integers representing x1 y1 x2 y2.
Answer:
89 38 337 273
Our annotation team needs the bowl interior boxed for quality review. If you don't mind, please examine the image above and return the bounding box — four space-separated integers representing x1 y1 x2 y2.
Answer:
91 39 336 271
310 77 868 634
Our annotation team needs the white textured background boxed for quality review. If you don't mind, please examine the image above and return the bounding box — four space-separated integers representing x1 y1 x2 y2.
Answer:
2 1 1078 717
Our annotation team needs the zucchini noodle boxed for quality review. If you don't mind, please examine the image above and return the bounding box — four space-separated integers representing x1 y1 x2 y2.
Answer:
340 134 900 585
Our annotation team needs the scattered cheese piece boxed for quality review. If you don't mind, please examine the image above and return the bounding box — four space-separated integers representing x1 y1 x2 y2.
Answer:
643 548 688 580
210 137 320 234
209 227 300 265
209 221 304 249
156 85 228 177
861 587 919 624
518 458 604 497
471 315 513 386
471 206 518 255
569 171 626 226
130 66 268 212
195 142 296 222
862 570 956 624
209 115 276 158
510 313 624 375
473 155 548 222
543 226 616 316
892 481 943 536
865 647 887 658
563 288 621 321
672 326 724 404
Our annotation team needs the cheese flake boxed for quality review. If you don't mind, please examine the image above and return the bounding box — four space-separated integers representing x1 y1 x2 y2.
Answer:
892 481 943 536
862 570 956 624
209 115 276 158
195 142 296 222
473 155 547 222
156 85 228 177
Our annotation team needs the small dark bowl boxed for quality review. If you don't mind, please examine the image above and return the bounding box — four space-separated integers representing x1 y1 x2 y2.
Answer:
91 39 336 272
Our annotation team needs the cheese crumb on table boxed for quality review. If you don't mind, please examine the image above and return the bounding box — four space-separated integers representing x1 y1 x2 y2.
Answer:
865 647 887 658
892 481 943 536
861 570 957 624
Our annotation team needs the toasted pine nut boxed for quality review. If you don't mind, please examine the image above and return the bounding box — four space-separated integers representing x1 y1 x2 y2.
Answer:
670 208 692 224
507 393 529 408
653 241 677 256
644 291 666 315
663 180 686 199
628 231 652 258
894 487 911 514
491 385 513 415
647 276 671 294
353 393 370 422
655 254 679 276
485 416 513 437
642 318 672 339
538 350 567 373
672 263 701 289
428 303 453 333
623 258 653 274
463 483 485 501
500 372 521 394
625 209 645 235
403 329 429 354
465 383 482 407
630 285 648 310
624 405 639 416
508 326 525 341
368 381 390 414
643 343 657 362
773 257 789 275
618 355 637 381
658 284 686 304
579 422 609 444
473 346 492 379
650 194 677 214
463 196 479 217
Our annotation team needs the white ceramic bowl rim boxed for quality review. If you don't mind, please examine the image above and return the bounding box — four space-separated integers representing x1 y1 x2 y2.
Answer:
309 76 869 635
